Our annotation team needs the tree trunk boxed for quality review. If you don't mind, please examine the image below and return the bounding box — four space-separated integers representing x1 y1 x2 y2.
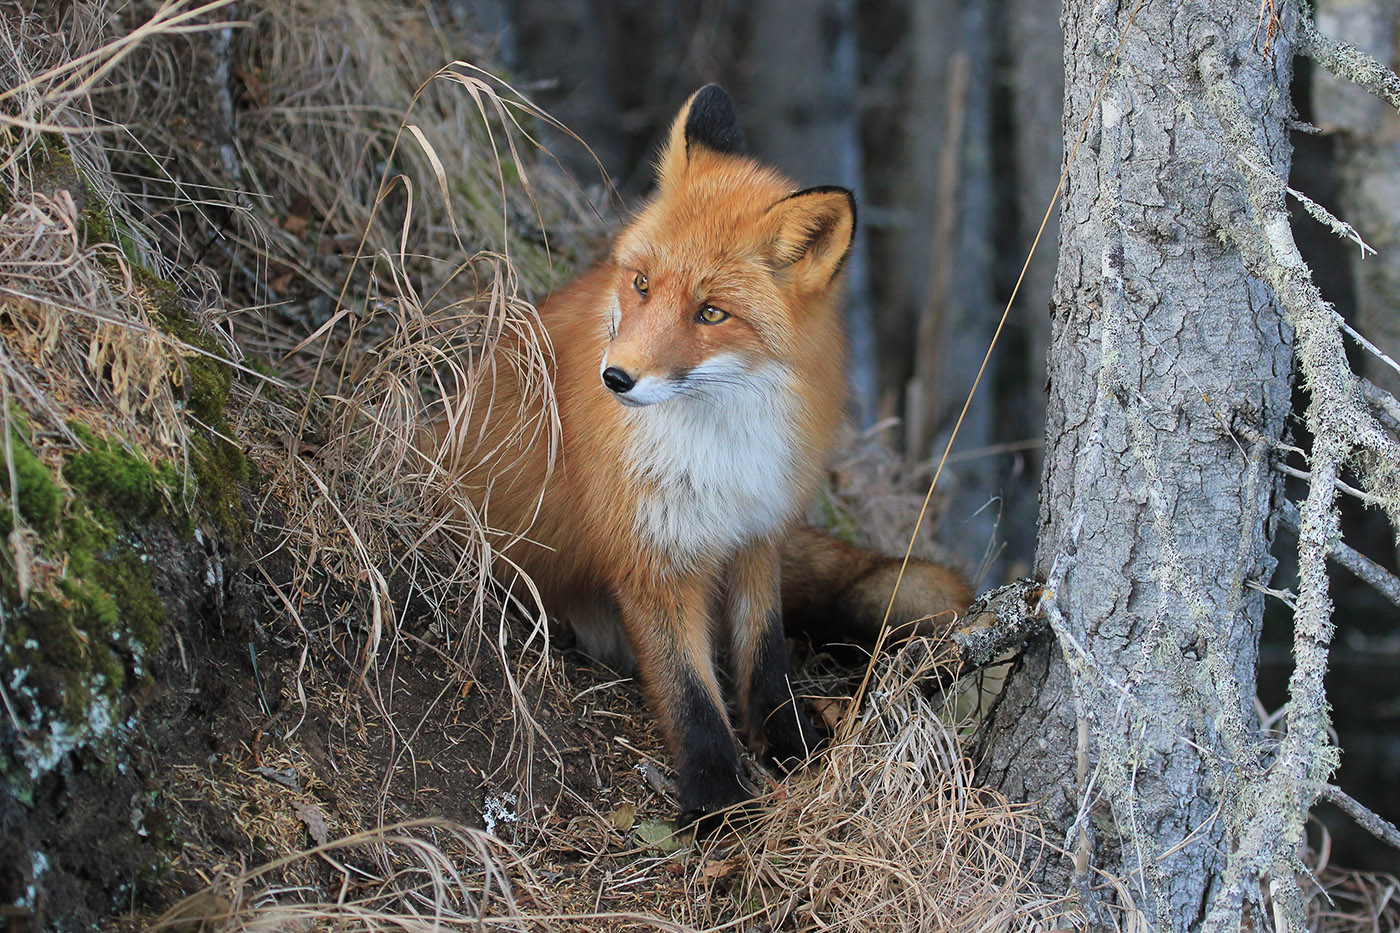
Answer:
977 1 1296 927
740 0 878 416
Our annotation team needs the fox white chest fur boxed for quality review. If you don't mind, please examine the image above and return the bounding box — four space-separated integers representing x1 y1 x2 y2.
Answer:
622 357 799 561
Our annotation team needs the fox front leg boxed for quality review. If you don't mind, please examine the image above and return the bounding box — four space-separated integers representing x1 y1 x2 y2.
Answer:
614 575 751 830
725 539 824 769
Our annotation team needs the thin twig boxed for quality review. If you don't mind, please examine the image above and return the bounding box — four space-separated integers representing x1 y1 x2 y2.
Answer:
1339 316 1400 384
1285 186 1374 257
1271 461 1388 508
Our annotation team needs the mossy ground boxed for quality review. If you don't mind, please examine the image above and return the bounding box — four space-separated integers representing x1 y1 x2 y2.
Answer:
130 268 252 539
0 418 174 782
3 200 249 789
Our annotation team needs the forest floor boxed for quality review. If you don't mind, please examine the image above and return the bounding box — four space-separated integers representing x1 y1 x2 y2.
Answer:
2 3 1398 932
3 4 1046 930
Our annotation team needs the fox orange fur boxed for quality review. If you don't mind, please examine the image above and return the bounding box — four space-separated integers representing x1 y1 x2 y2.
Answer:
434 86 971 828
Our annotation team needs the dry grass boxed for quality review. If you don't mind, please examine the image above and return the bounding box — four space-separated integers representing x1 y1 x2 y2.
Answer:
6 3 1398 933
1303 865 1400 933
0 4 189 455
72 0 601 767
674 642 1065 932
0 2 219 640
147 818 554 933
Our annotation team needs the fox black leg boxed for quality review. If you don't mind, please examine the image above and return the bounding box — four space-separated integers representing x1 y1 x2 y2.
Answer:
725 541 824 770
671 669 756 833
614 577 751 835
746 607 824 768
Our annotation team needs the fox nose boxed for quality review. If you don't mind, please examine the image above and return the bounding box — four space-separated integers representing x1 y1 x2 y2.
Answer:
602 366 636 394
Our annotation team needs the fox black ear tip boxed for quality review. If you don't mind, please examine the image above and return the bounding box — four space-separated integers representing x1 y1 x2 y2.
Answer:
693 84 731 105
684 84 746 156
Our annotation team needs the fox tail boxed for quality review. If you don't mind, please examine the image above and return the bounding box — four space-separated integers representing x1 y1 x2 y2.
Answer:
779 526 972 650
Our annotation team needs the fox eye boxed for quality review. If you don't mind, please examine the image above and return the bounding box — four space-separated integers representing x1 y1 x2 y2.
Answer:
633 272 648 297
695 304 729 325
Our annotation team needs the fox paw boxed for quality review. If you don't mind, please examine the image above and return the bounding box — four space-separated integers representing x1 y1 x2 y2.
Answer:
677 798 763 838
766 731 828 774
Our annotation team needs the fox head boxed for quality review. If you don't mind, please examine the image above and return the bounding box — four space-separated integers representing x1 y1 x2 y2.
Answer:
599 85 856 408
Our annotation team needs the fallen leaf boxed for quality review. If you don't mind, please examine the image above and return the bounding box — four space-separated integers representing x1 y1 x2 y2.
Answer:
634 819 685 852
606 801 637 832
810 696 848 733
256 766 301 790
291 799 331 847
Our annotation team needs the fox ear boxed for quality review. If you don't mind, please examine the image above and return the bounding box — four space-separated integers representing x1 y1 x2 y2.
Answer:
763 186 857 292
657 85 745 187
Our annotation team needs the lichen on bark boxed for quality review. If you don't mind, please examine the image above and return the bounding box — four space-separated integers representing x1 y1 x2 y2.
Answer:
976 1 1298 927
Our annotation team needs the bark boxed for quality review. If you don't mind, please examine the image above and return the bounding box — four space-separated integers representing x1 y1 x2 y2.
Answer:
740 0 877 415
977 1 1296 927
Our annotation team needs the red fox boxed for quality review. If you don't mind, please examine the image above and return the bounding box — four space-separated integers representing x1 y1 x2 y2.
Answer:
435 86 971 829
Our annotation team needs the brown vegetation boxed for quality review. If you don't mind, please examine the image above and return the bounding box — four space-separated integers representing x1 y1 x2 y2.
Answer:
1 2 1396 932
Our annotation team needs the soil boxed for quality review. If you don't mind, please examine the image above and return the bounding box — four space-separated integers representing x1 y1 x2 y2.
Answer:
1 494 703 931
0 517 241 930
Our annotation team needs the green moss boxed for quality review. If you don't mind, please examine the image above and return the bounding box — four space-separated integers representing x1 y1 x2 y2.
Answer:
65 423 179 527
130 268 237 431
1 425 173 788
189 433 249 539
94 554 164 653
124 274 249 537
0 428 63 535
82 261 247 539
78 201 116 247
186 359 232 426
2 156 255 794
79 202 141 268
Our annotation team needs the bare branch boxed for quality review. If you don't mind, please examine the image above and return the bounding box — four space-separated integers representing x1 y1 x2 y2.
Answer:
1277 498 1400 610
1321 784 1400 853
1299 16 1400 113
